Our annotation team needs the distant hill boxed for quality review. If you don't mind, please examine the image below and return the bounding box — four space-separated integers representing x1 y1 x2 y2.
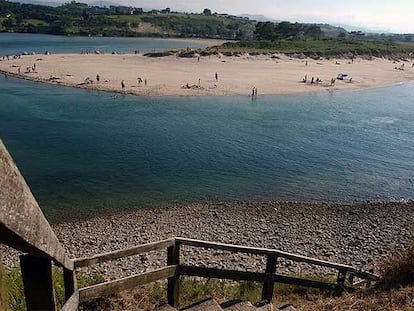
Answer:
89 0 121 8
238 14 278 22
316 24 348 38
8 0 61 6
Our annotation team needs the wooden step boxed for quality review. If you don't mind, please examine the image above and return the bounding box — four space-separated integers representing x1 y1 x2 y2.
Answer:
277 303 296 311
222 300 256 311
181 297 223 311
155 305 178 311
253 301 274 311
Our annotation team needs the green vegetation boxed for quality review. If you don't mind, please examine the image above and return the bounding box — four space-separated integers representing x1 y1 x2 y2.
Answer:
0 0 255 38
2 0 414 58
0 256 7 311
212 38 414 58
4 266 104 311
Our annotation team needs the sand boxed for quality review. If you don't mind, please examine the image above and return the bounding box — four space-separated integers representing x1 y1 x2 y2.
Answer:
1 53 414 96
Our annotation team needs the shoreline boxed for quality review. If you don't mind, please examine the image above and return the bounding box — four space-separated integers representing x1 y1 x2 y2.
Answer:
1 53 413 97
2 200 413 280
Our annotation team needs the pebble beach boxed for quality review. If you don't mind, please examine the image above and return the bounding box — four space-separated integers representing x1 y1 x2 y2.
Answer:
3 200 413 280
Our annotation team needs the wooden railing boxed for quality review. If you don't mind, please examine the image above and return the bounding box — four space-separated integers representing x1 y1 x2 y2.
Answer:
0 139 76 310
61 237 379 310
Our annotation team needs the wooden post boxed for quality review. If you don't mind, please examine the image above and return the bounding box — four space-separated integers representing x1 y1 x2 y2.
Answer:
347 273 354 286
20 254 56 311
64 268 77 302
335 269 347 296
261 254 277 302
167 243 180 307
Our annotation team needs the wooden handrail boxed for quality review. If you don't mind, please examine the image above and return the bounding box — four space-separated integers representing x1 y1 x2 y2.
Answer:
78 265 178 302
73 238 175 268
61 291 80 311
68 237 378 307
178 265 266 283
175 237 364 274
0 139 73 270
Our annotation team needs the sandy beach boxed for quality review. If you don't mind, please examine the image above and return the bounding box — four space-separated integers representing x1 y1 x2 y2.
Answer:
1 53 414 96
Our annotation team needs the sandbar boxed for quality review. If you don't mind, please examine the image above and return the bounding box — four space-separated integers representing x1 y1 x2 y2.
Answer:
1 53 414 96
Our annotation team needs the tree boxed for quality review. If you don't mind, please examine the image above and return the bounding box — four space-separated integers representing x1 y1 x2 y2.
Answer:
203 8 211 16
254 21 276 40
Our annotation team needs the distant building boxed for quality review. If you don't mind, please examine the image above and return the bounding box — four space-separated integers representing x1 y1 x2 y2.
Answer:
109 5 134 15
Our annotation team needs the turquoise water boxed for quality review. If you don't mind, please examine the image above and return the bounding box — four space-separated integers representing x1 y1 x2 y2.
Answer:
0 33 213 55
0 34 414 218
1 76 414 217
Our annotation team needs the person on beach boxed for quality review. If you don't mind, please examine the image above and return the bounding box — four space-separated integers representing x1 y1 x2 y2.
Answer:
144 79 147 86
96 74 100 83
215 72 218 81
121 80 125 89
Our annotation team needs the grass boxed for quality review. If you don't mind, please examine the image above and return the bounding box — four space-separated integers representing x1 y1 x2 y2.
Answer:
377 244 414 290
0 256 7 311
300 244 414 310
3 265 104 311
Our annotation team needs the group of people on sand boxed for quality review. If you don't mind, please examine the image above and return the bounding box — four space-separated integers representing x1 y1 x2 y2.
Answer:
119 77 148 90
302 74 323 85
137 77 147 86
182 72 219 91
301 73 353 87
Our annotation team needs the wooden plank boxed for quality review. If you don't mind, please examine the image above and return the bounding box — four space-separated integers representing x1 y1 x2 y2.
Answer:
0 140 73 270
176 238 370 275
261 254 277 302
73 238 175 268
167 244 180 307
274 274 337 290
61 291 80 311
79 265 178 302
64 268 77 301
20 254 56 311
178 265 266 282
352 270 379 281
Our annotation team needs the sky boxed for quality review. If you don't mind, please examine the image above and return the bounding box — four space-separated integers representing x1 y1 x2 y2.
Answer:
104 0 413 33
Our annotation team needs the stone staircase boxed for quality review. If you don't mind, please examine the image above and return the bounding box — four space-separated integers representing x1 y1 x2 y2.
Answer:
155 298 296 311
